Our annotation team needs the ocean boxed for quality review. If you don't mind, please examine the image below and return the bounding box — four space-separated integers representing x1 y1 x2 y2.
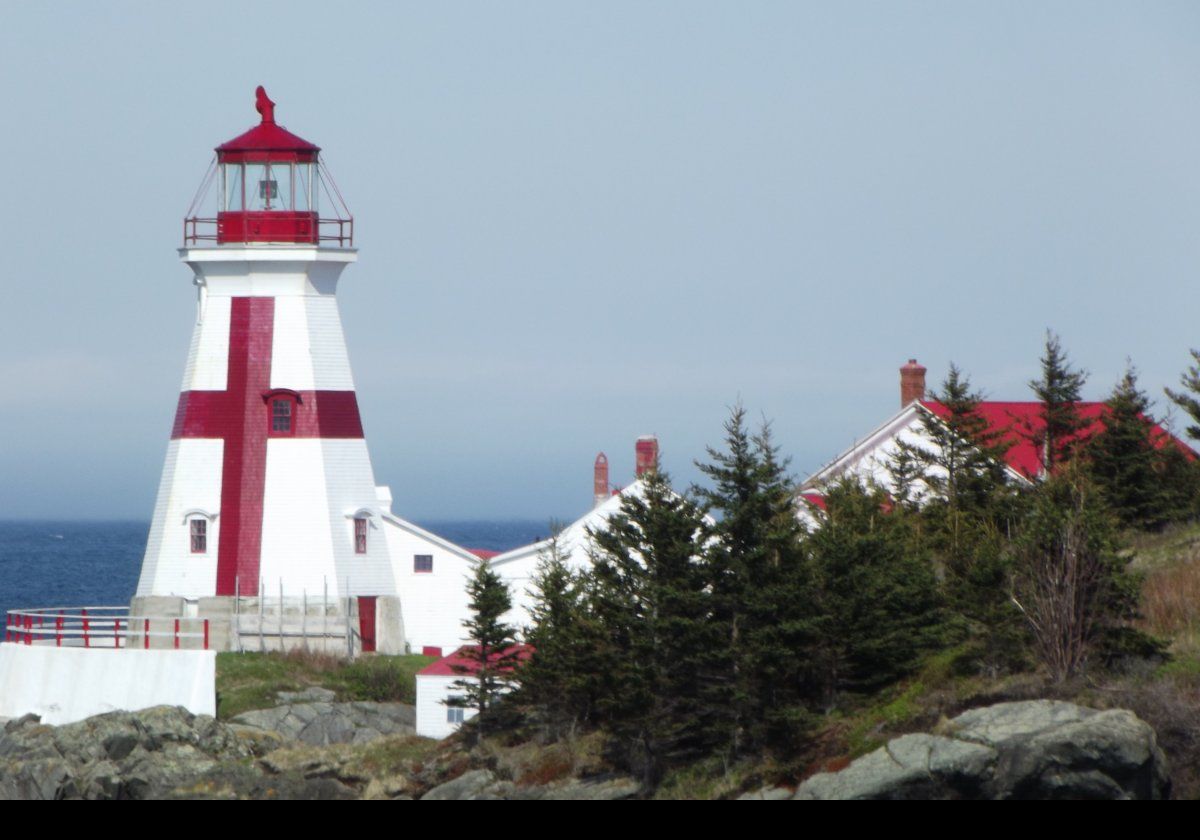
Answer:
0 519 551 622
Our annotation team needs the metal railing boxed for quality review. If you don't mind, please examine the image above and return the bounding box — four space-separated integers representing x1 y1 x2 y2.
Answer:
4 607 210 650
182 215 354 247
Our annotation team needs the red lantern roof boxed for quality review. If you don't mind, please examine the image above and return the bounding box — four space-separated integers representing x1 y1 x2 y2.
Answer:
215 86 320 163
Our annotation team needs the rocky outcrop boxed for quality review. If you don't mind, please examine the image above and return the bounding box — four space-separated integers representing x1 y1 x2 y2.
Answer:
0 706 257 800
419 769 640 801
794 701 1170 800
231 700 414 746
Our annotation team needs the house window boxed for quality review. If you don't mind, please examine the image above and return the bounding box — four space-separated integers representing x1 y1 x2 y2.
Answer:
189 519 207 554
414 554 433 574
271 398 293 434
447 706 465 724
354 517 368 554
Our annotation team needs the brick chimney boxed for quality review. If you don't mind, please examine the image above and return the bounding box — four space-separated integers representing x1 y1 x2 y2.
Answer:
593 452 609 508
635 435 659 478
900 359 927 407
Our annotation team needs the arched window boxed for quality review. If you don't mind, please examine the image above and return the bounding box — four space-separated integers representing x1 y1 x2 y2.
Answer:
354 517 368 554
263 389 301 437
190 519 207 554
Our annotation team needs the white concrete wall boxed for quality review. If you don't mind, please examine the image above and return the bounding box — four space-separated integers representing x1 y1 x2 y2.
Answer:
180 294 231 391
415 673 475 739
136 438 223 598
382 518 478 655
491 483 644 631
269 295 355 390
0 644 216 726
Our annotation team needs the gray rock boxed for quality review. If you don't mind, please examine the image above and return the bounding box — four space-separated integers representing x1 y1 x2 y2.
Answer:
421 769 498 800
738 786 794 800
797 734 996 800
276 687 337 704
232 701 415 746
796 701 1170 800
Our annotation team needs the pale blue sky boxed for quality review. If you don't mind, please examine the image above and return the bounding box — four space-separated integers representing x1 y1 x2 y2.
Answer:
1 2 1198 520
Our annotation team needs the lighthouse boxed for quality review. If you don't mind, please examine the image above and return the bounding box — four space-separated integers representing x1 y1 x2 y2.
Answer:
134 88 424 651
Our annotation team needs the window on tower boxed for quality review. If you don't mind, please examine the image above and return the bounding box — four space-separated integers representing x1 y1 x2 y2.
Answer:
189 519 207 554
271 398 293 435
354 517 368 554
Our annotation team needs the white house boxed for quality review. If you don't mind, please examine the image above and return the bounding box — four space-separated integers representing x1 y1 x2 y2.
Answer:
490 436 661 630
414 645 532 739
796 358 1193 525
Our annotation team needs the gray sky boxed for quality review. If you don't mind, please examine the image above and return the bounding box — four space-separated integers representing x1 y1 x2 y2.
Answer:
1 2 1198 521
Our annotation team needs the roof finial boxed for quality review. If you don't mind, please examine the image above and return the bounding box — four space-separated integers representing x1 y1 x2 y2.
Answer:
255 86 276 124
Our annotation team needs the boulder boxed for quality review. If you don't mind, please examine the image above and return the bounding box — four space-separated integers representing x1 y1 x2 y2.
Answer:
232 701 414 746
796 701 1170 800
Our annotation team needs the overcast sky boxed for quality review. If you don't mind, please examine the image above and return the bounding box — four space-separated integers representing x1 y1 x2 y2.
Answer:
1 2 1198 521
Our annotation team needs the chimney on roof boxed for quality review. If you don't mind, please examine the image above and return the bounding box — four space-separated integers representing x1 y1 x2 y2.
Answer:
593 452 609 508
635 435 659 478
900 359 927 408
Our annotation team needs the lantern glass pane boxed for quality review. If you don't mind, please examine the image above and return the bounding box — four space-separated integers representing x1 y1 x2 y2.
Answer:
222 164 243 211
295 164 313 211
269 162 293 211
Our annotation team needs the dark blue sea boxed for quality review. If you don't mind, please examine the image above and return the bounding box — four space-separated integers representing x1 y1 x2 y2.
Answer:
0 520 550 623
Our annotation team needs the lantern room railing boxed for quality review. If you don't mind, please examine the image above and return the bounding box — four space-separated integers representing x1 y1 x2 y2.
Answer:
183 157 354 248
183 215 354 247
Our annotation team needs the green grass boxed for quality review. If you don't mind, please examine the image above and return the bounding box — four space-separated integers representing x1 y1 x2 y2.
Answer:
216 651 434 719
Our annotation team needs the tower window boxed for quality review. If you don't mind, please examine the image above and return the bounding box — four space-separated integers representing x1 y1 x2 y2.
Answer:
414 554 433 574
354 517 368 554
190 519 207 554
271 398 293 434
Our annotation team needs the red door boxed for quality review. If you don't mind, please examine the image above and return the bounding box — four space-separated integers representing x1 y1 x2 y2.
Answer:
358 596 377 653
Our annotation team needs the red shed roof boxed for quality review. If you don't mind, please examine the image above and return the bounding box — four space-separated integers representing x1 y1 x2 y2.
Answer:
468 548 500 560
920 400 1189 480
418 645 534 677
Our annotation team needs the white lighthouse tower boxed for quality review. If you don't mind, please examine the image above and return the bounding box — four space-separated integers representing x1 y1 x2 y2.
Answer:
136 88 401 649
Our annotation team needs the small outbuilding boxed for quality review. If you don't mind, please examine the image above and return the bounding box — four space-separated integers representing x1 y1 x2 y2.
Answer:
414 645 533 739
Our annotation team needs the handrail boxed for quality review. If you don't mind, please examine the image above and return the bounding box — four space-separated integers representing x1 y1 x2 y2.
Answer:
182 215 353 247
4 607 210 650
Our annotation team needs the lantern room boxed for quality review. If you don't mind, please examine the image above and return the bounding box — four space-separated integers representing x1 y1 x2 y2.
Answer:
184 87 353 247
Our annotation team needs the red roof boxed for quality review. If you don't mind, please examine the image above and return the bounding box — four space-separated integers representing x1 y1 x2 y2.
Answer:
800 492 828 512
418 645 533 677
920 400 1190 480
215 86 320 160
468 548 500 560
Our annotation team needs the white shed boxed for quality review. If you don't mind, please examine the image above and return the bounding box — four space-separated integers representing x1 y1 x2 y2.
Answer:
414 645 532 739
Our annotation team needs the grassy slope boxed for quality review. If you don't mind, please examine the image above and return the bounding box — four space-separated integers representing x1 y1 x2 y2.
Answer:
215 651 434 719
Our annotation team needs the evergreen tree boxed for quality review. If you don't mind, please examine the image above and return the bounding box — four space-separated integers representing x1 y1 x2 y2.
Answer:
585 464 724 785
891 364 1012 522
1165 348 1200 443
1087 365 1170 531
1010 463 1144 681
450 559 521 740
693 405 818 756
517 531 607 738
1028 331 1090 474
808 479 944 709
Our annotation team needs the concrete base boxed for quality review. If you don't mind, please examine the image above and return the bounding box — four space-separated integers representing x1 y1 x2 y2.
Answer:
0 643 216 725
131 594 407 658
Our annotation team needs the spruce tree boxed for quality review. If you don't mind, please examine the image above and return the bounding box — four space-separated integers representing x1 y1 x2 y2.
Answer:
585 464 723 785
1087 365 1169 531
1028 331 1090 474
450 559 520 739
808 479 944 709
1165 348 1200 442
891 364 1012 524
693 405 817 755
1010 463 1145 681
518 531 606 738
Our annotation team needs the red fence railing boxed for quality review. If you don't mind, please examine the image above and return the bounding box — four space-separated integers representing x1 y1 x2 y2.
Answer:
3 607 210 650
